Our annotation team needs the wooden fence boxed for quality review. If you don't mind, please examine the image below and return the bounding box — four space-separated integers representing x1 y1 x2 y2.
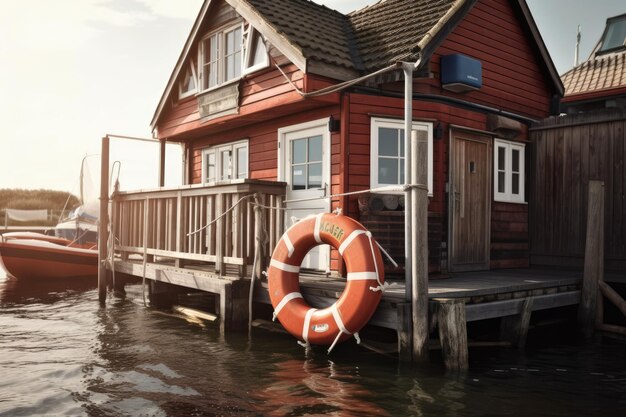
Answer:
112 179 286 276
529 108 626 271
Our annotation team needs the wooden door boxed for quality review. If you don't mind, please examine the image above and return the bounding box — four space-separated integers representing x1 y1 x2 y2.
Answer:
450 131 492 272
278 119 331 272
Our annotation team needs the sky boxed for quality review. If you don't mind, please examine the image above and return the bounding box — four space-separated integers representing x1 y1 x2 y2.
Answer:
0 0 624 194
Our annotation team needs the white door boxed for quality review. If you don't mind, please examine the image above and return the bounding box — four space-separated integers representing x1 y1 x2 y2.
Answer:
278 119 331 272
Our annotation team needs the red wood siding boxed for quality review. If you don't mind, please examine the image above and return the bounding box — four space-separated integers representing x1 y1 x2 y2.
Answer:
491 202 529 269
427 0 554 120
157 64 305 139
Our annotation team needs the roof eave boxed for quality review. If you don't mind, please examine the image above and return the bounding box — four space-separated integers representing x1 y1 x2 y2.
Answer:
515 0 565 97
150 0 212 132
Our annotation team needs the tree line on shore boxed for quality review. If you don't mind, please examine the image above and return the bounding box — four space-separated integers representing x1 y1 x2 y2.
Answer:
0 189 80 226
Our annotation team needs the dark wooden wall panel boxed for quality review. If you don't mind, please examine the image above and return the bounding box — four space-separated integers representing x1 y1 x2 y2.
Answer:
530 109 626 271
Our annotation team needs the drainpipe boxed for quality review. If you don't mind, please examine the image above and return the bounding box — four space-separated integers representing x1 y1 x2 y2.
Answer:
403 63 414 305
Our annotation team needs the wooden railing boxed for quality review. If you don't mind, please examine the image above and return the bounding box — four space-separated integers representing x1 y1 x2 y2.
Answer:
112 179 286 277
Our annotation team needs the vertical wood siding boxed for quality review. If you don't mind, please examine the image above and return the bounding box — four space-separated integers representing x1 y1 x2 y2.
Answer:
530 110 626 271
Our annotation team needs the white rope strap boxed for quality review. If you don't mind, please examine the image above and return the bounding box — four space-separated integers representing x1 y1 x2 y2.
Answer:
327 304 350 354
347 272 379 281
338 229 367 256
269 259 300 274
281 232 295 257
366 231 387 293
313 213 323 244
272 292 303 321
301 308 317 346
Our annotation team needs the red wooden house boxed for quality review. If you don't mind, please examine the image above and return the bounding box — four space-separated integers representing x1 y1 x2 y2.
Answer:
146 0 563 279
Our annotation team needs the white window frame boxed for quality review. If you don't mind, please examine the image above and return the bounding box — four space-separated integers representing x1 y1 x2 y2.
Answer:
370 117 433 196
493 138 525 203
243 27 269 75
178 59 197 99
201 139 249 184
198 23 244 92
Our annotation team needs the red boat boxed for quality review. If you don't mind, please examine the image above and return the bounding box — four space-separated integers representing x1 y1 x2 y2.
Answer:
0 237 97 279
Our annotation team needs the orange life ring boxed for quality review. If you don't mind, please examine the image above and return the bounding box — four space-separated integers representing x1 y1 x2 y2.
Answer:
268 213 385 350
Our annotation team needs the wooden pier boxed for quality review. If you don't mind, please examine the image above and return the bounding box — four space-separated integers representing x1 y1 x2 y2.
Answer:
103 178 625 369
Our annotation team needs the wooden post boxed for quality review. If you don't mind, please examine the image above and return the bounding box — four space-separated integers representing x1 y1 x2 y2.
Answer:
158 138 166 187
436 298 468 371
397 303 413 362
578 180 604 339
98 135 110 305
599 281 626 317
500 297 534 349
411 129 430 362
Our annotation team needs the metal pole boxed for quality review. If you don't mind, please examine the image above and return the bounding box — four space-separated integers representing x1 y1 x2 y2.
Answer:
403 63 413 303
98 136 110 305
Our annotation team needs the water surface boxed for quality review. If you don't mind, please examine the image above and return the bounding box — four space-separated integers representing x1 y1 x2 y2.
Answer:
1 271 625 416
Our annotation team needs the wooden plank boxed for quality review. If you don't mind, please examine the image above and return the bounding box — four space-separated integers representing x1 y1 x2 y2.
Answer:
578 181 604 338
466 291 580 322
599 281 626 318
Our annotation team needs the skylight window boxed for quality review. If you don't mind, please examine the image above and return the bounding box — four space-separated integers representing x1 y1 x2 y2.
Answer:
599 15 626 52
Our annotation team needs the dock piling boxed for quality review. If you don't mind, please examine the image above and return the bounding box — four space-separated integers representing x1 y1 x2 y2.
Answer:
578 180 604 339
98 135 110 305
436 298 468 371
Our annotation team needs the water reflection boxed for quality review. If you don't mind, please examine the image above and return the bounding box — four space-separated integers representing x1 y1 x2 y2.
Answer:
1 276 625 417
251 358 389 416
0 275 96 305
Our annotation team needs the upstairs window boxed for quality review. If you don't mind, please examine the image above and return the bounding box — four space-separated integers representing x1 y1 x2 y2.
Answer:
179 59 197 99
202 140 248 184
200 24 243 91
370 118 433 195
198 23 269 93
599 15 626 53
494 139 525 203
243 27 269 75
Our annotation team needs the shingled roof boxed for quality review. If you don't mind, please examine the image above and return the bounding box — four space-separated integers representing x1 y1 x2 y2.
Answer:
152 0 563 129
243 0 463 74
562 51 626 99
349 0 458 70
246 0 359 72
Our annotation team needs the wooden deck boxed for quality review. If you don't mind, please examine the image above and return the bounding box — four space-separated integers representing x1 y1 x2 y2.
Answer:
253 267 584 330
114 256 589 331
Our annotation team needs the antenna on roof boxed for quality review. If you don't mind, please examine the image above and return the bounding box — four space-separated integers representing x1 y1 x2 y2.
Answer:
574 24 581 66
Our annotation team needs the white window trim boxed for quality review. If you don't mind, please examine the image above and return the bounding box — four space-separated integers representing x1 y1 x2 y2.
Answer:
243 27 269 76
198 22 244 93
370 117 433 196
178 60 197 99
277 118 331 184
197 22 269 94
201 139 249 185
493 138 525 204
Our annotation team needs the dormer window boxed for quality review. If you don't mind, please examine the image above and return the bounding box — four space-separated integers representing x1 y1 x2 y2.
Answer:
179 59 197 99
198 23 269 93
599 14 626 53
243 27 269 75
200 23 243 91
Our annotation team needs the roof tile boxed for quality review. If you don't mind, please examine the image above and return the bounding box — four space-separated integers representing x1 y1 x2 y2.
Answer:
562 50 626 97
